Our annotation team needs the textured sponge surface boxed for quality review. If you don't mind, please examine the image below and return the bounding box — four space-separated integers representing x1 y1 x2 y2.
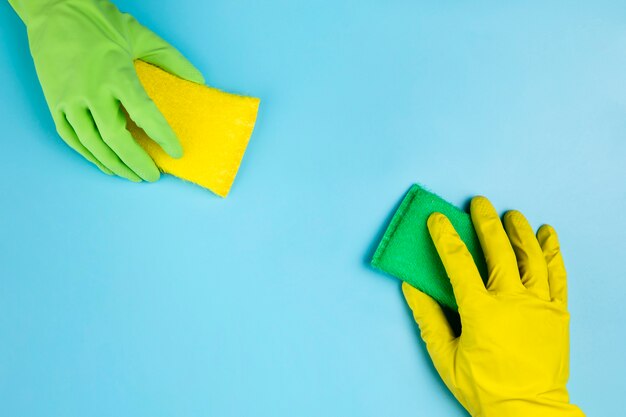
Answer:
129 60 260 197
371 185 488 311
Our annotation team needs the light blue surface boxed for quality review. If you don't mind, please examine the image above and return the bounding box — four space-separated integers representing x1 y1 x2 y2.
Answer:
1 1 624 415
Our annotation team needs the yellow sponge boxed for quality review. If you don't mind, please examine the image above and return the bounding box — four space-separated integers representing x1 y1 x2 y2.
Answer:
128 60 260 197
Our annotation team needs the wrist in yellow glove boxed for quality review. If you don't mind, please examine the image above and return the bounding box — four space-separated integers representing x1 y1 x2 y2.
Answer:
403 196 584 417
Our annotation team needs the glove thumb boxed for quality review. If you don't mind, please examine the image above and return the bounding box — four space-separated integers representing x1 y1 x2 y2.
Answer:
130 22 206 84
402 282 457 371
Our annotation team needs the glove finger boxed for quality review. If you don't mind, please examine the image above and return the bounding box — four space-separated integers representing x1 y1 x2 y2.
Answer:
471 196 525 294
537 225 568 305
115 76 183 159
65 107 141 182
131 24 205 84
91 100 161 182
428 212 487 309
53 112 113 176
402 283 456 377
503 211 550 300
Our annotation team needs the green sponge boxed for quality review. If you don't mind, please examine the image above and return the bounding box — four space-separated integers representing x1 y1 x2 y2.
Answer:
371 185 488 311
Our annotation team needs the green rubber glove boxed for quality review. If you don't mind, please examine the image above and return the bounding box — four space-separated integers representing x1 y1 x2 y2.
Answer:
8 0 205 181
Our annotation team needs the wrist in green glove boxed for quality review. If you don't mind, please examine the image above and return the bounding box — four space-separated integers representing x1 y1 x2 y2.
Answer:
9 0 205 181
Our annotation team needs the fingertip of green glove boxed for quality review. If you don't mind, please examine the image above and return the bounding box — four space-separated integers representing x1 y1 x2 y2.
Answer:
166 140 184 159
181 69 205 85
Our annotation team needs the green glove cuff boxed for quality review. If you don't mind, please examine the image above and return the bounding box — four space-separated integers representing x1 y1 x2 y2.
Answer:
8 0 63 24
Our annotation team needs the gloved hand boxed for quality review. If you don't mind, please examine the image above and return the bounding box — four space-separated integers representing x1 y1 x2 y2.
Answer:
403 196 585 417
8 0 205 181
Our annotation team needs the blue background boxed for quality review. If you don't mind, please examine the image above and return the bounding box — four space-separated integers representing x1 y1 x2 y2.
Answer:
1 1 624 415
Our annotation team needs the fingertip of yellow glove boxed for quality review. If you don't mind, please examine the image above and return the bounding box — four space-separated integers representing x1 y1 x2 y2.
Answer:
537 224 562 259
537 224 558 243
503 209 525 225
427 211 446 225
503 210 534 237
470 195 490 210
470 196 503 224
427 212 459 242
426 212 451 233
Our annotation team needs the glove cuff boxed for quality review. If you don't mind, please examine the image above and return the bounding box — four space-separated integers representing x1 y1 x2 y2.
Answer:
8 0 72 24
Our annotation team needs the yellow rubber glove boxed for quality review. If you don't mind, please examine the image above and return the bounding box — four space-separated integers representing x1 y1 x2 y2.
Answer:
403 196 585 417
